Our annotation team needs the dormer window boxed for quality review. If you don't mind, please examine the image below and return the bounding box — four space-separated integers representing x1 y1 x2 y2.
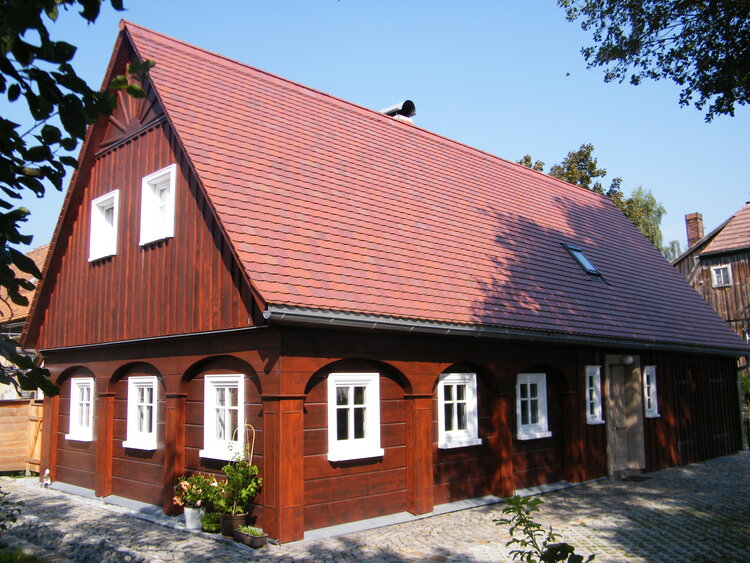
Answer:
140 164 176 246
89 190 119 261
563 243 602 278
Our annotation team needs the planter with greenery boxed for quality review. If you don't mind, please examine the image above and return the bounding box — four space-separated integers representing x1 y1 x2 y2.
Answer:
234 525 268 548
208 446 263 537
172 473 211 529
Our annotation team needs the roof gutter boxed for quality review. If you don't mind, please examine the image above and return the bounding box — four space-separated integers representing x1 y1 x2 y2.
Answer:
262 306 748 358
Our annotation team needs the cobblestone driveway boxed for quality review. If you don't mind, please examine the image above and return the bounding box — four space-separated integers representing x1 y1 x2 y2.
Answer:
2 452 749 562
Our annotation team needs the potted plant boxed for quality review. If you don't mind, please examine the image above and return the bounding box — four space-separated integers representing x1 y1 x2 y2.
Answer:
173 473 211 530
210 449 263 537
200 512 221 533
234 525 268 548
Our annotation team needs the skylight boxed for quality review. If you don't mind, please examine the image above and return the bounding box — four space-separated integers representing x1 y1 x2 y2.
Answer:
563 244 602 277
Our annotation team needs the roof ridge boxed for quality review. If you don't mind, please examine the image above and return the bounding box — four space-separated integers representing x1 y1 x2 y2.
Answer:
120 20 606 205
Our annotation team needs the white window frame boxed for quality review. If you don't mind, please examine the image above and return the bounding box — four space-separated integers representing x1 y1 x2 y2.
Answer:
199 374 244 461
139 164 177 246
327 373 384 462
585 366 604 424
710 265 732 288
66 377 95 442
643 365 660 418
88 190 119 261
437 372 482 449
516 373 551 440
123 376 158 450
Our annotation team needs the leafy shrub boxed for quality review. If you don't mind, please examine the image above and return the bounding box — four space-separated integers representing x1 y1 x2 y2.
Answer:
494 495 595 563
200 512 221 533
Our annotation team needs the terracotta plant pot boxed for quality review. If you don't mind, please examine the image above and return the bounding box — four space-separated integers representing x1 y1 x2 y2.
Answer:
219 513 247 537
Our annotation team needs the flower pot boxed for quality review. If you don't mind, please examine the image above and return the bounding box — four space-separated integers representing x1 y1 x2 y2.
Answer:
220 513 247 537
183 506 204 530
235 531 268 548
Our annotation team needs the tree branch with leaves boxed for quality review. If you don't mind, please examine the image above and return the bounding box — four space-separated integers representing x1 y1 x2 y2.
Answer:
0 0 153 396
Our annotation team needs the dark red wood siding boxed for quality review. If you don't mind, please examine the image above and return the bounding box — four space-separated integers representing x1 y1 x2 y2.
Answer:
32 120 257 350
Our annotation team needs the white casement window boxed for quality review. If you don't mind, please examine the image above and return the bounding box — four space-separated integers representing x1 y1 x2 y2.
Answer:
437 372 482 449
123 376 158 450
585 366 604 424
66 377 95 441
643 365 660 418
139 164 177 246
200 374 244 461
327 373 384 462
516 373 551 440
88 190 119 261
710 265 732 288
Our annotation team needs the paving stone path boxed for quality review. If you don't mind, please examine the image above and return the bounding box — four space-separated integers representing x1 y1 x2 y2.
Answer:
2 452 749 562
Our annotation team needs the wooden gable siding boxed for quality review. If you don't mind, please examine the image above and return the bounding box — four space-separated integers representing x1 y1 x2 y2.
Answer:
33 121 258 350
693 252 750 338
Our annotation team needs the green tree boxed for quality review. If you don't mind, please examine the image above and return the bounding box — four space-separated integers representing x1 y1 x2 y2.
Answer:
518 144 666 248
0 0 152 396
661 239 682 261
559 0 750 121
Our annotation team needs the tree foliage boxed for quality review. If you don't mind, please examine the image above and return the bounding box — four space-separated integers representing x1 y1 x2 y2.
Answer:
518 144 667 249
559 0 750 121
0 0 152 396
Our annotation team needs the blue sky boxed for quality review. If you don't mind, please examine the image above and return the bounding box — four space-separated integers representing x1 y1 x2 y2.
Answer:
13 0 750 251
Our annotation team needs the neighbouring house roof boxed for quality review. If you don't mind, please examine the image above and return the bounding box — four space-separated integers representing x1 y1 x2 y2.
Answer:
0 244 49 327
31 21 746 355
701 203 750 256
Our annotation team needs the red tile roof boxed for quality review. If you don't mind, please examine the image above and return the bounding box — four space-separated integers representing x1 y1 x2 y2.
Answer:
0 244 50 324
703 203 750 255
123 22 744 353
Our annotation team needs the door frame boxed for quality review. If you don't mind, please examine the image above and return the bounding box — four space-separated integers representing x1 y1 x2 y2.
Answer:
604 354 646 476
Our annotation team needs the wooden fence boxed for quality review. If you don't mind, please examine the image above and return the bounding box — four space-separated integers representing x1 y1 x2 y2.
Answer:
0 399 43 474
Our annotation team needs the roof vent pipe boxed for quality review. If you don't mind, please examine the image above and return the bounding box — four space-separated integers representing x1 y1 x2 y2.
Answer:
380 100 416 122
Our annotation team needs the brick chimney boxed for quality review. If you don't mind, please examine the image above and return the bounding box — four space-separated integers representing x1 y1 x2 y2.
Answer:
685 212 704 247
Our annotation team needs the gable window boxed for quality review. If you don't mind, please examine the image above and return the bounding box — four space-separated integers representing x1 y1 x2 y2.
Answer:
643 366 660 418
123 376 158 450
327 373 384 462
139 164 177 246
585 366 604 424
710 265 732 288
437 372 482 449
66 377 95 441
200 374 244 461
563 243 603 279
516 373 551 440
89 190 119 261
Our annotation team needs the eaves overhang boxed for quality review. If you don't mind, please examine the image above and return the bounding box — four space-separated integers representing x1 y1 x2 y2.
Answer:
263 305 750 358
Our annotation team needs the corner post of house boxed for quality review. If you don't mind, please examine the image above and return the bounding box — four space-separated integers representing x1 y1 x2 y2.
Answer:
490 392 514 496
404 392 434 515
261 394 305 543
41 394 59 482
163 392 187 515
562 390 583 483
95 392 115 498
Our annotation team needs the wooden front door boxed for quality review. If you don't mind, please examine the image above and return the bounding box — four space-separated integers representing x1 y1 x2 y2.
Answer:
606 359 645 475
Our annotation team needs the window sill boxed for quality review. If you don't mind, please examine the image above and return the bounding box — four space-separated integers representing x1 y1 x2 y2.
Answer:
438 437 483 449
328 446 384 462
199 446 241 461
586 419 605 425
65 432 93 442
88 253 115 263
645 412 660 419
140 233 173 247
122 439 157 451
517 430 552 441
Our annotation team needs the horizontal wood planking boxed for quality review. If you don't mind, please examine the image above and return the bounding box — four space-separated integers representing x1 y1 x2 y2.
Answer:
33 122 256 350
0 401 35 471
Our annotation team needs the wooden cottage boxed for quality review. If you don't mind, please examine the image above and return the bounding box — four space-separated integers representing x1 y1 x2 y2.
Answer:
23 22 747 542
673 206 750 340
